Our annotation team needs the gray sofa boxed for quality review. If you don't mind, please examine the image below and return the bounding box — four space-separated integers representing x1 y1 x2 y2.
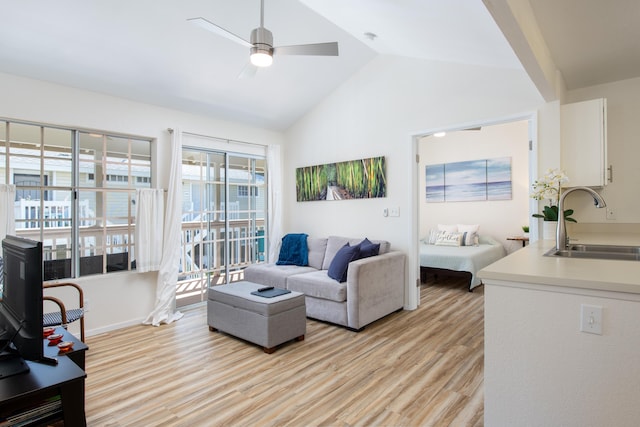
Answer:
243 235 406 331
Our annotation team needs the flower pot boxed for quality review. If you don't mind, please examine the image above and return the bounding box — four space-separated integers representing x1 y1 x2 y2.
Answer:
543 221 557 240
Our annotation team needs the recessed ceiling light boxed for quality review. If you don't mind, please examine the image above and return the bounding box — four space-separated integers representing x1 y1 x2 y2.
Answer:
433 132 446 138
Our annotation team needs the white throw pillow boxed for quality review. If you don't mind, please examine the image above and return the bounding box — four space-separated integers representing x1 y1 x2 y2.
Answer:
435 231 464 246
437 224 458 232
426 229 444 244
458 224 480 246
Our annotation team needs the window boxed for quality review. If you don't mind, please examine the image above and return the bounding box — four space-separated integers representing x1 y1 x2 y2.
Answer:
0 120 152 280
237 185 259 198
179 147 266 307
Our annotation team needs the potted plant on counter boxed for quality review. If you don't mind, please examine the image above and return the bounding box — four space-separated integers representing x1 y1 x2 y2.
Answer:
531 168 576 239
522 225 529 237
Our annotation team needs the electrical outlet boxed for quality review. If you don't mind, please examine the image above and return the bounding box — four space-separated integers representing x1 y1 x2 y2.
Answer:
580 304 602 335
84 298 90 313
606 207 616 220
389 207 400 217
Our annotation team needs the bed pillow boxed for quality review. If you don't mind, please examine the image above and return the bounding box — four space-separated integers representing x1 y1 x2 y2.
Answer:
438 224 458 232
434 231 464 246
426 229 445 245
458 232 479 246
327 243 360 282
457 224 479 233
458 224 480 246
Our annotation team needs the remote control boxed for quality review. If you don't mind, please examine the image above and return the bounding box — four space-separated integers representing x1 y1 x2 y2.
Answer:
39 356 58 366
258 286 274 292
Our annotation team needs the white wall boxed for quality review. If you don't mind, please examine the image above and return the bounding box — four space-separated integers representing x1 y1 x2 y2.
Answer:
418 120 530 254
0 72 284 336
560 76 640 225
285 55 544 306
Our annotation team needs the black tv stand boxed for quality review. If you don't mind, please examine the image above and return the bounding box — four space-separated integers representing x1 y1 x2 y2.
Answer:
0 357 86 425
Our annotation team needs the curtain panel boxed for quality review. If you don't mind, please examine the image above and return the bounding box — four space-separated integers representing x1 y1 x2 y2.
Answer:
0 184 16 240
143 129 184 326
267 144 282 263
134 188 164 272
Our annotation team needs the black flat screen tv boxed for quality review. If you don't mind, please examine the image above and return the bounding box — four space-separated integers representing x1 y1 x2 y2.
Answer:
0 235 45 378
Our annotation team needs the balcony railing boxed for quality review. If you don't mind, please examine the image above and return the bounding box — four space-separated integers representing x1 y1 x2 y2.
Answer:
14 217 265 304
176 218 265 306
15 199 95 229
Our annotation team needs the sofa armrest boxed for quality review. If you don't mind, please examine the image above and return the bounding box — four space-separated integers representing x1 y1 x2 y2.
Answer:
345 251 406 330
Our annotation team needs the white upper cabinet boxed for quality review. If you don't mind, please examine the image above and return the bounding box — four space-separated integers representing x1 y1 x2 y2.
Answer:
561 98 609 187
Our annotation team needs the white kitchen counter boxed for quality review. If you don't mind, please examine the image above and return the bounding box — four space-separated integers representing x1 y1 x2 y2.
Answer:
482 231 640 427
478 232 640 294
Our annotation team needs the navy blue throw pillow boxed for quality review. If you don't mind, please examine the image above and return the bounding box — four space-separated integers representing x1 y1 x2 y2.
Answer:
327 243 360 282
355 238 380 259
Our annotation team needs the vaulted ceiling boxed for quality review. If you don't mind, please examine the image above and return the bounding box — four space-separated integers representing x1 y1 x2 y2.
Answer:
1 1 637 130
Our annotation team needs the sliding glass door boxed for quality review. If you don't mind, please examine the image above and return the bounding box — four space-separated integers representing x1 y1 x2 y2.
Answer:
178 148 266 307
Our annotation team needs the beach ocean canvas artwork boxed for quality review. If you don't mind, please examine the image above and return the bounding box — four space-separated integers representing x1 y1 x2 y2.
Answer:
425 164 445 202
425 157 512 202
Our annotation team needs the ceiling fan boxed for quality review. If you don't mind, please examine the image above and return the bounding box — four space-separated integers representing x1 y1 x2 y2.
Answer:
188 0 339 77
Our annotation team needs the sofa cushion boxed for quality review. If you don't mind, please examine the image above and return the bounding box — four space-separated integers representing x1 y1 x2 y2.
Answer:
287 270 347 302
276 233 309 266
327 243 360 282
243 263 316 288
307 237 328 270
322 236 351 270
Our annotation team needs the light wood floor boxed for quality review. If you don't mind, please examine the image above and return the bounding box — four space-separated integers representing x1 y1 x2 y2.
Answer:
84 276 484 426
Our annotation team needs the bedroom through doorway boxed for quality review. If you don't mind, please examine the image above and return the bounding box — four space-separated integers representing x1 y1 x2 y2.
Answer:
413 117 534 302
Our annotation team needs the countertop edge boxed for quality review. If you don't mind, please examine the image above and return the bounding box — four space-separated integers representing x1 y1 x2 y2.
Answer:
478 234 640 295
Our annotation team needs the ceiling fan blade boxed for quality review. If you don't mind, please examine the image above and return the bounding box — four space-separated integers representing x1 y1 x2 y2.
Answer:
187 17 253 48
238 62 258 79
274 42 339 56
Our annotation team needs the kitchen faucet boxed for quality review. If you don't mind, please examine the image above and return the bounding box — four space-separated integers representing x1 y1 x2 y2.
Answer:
556 186 607 250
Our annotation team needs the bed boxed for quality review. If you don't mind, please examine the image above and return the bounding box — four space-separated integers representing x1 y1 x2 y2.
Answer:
419 235 506 291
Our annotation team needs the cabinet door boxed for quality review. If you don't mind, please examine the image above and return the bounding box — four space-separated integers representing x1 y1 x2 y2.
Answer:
561 98 607 187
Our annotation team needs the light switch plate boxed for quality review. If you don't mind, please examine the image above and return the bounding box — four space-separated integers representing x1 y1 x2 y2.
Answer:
580 304 603 335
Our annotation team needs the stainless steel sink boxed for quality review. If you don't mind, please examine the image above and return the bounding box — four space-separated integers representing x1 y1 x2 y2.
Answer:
545 244 640 261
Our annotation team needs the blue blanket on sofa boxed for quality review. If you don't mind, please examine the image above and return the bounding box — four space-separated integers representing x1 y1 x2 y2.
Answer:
276 233 309 266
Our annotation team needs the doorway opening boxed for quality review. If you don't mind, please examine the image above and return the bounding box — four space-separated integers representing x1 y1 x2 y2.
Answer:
410 114 537 306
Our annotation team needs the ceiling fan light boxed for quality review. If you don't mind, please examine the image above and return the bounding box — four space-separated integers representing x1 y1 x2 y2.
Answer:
250 50 273 67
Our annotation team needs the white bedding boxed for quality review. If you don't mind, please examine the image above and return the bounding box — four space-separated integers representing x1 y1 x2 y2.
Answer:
419 235 506 290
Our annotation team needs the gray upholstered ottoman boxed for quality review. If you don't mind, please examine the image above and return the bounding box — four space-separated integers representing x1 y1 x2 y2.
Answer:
207 281 306 353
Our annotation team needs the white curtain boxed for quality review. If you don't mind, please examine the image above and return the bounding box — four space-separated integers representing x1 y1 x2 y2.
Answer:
143 129 184 326
267 145 282 262
134 188 164 273
0 184 16 240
